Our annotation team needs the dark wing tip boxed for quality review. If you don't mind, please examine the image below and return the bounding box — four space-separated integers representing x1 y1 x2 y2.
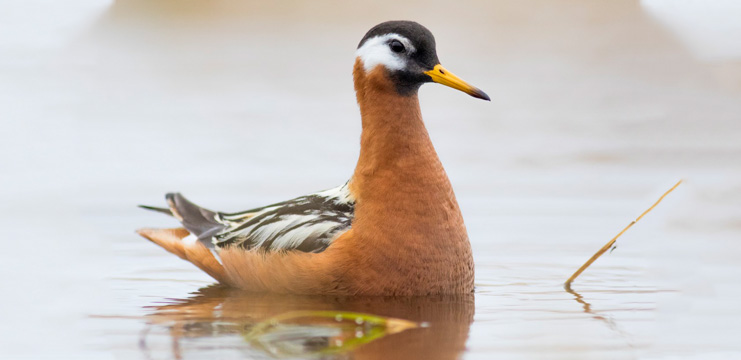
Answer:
138 204 173 216
163 193 224 241
165 192 179 203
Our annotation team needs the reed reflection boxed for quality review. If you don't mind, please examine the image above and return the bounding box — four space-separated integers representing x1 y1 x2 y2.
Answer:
564 286 621 332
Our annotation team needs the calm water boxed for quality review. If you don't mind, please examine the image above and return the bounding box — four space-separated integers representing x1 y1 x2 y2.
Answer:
2 1 741 359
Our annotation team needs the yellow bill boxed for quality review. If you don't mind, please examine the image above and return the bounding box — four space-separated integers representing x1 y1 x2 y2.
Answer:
424 64 490 101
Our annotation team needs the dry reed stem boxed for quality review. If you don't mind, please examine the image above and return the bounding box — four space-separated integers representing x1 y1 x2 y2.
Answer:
564 180 683 290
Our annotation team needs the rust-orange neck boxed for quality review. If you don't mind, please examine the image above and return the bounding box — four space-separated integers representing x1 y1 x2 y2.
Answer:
349 58 464 243
336 59 474 295
351 59 438 181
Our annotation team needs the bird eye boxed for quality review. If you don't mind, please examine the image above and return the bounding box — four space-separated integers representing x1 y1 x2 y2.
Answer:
389 40 405 53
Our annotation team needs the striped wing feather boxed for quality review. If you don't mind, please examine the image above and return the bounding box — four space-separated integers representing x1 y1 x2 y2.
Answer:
171 182 355 253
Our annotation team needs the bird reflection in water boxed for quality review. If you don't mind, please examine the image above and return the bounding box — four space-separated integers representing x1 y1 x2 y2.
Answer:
140 285 474 359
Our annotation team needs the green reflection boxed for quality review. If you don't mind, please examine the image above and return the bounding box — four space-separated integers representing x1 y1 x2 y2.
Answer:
244 310 421 357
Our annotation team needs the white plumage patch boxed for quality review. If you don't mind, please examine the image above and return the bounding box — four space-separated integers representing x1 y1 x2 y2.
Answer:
314 183 356 204
355 33 416 72
182 234 199 246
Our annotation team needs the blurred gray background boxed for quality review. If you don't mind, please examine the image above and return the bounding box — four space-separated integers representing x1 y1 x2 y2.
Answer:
1 0 740 358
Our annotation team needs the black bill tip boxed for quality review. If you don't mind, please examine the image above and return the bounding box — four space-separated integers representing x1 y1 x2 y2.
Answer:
472 88 490 101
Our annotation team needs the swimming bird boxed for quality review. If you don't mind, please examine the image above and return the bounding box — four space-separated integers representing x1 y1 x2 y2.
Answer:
137 20 489 296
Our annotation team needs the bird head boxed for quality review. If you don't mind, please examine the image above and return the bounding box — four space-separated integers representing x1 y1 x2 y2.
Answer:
355 21 489 101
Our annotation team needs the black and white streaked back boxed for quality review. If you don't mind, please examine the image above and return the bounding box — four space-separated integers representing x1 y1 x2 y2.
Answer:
212 182 355 253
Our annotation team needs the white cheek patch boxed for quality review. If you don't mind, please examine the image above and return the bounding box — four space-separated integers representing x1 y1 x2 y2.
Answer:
355 33 415 72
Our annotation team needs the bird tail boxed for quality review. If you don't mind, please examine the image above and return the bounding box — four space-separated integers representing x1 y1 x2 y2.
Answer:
140 193 227 248
136 227 227 283
137 193 231 283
